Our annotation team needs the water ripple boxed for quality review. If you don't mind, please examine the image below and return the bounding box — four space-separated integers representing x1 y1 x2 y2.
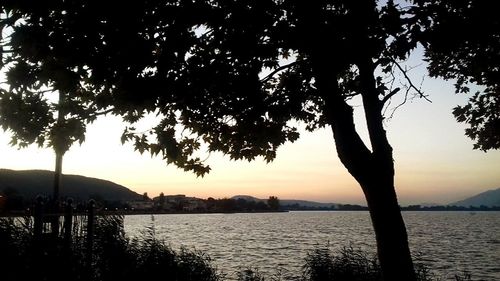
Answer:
125 211 500 281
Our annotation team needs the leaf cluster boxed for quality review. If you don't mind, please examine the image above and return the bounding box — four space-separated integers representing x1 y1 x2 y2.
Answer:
412 0 500 150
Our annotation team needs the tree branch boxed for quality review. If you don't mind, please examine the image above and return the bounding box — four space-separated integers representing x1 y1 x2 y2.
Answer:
392 59 431 103
89 108 114 118
74 107 115 121
382 87 401 104
388 86 410 119
260 61 298 83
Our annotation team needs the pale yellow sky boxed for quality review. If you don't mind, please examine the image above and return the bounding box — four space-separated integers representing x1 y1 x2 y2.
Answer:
1 73 499 205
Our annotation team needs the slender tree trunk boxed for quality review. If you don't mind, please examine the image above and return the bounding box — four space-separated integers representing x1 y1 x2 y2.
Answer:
51 90 66 236
53 151 63 202
50 151 63 236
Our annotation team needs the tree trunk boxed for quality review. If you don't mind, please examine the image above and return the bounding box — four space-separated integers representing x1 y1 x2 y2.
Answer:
51 150 63 235
53 151 63 202
328 122 417 281
311 53 417 280
362 181 416 281
51 90 66 236
328 119 417 281
356 59 417 281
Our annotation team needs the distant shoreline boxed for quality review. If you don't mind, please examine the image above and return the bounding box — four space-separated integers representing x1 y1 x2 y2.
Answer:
2 208 499 218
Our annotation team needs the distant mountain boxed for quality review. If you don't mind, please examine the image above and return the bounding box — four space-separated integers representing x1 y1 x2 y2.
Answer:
450 188 500 207
232 195 262 202
231 195 339 209
0 169 142 201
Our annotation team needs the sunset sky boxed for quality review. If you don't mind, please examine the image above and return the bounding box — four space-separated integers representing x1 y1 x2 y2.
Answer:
1 55 500 206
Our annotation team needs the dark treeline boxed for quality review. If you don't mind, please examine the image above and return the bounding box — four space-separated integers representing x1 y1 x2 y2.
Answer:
401 205 500 211
0 193 129 214
275 204 500 212
150 195 282 213
2 193 499 215
284 203 369 211
190 197 281 213
0 195 283 215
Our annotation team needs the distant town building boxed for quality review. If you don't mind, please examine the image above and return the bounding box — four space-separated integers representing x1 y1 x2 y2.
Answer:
127 200 154 210
152 194 207 212
184 197 206 211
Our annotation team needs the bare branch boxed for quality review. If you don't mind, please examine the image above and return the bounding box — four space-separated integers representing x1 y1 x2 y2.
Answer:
392 59 432 103
388 86 410 119
382 87 401 104
260 61 298 83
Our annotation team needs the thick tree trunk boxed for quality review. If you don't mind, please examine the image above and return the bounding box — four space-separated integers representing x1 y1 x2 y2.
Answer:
329 122 417 281
311 53 417 280
356 59 417 281
362 181 416 281
328 119 417 281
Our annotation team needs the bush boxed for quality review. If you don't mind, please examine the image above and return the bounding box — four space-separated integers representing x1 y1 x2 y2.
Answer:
0 215 220 281
0 217 34 280
302 246 381 281
237 268 267 281
302 246 476 281
0 216 477 281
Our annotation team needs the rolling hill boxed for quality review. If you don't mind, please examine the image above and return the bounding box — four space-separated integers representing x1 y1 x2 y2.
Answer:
0 169 142 201
450 188 500 207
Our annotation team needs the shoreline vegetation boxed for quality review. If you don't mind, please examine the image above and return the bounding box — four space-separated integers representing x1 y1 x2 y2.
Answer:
1 205 499 218
2 206 500 218
0 215 474 281
1 204 499 218
1 193 499 217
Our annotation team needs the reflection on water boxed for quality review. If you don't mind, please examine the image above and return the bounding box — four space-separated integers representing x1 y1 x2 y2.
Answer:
124 211 500 280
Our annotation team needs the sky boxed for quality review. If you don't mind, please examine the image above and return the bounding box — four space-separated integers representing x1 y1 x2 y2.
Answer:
1 46 500 205
1 70 499 206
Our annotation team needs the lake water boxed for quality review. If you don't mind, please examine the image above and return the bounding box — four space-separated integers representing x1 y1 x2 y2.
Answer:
124 211 500 280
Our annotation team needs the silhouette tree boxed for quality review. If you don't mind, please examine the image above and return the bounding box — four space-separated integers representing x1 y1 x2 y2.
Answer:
158 192 165 210
1 1 495 280
413 0 500 151
0 5 114 225
267 196 280 211
0 71 86 209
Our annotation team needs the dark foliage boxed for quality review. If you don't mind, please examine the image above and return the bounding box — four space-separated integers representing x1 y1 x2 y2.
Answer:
303 247 382 281
0 215 221 281
0 216 477 281
2 1 497 280
301 246 473 281
237 269 268 281
0 0 421 176
413 0 500 151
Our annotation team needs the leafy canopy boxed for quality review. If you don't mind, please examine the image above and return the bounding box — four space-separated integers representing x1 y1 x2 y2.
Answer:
1 0 495 177
414 0 500 151
0 3 113 153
